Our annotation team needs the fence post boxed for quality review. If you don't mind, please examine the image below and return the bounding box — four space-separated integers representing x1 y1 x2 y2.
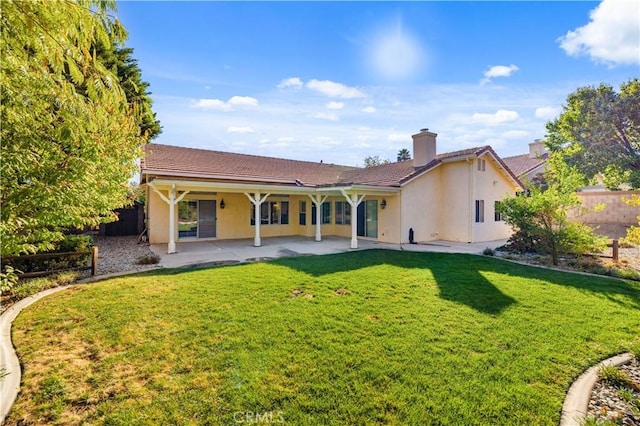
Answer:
91 246 99 276
612 239 619 262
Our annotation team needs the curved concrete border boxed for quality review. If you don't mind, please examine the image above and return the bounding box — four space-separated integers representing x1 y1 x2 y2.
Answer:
0 269 151 424
560 352 633 426
0 286 72 423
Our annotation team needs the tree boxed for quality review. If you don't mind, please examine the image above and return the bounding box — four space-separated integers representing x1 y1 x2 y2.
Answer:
397 148 411 162
97 44 162 140
363 156 391 168
498 154 606 265
1 0 145 255
546 78 640 189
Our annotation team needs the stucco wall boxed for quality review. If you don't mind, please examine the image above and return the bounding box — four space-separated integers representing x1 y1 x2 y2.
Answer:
472 155 518 242
400 167 443 243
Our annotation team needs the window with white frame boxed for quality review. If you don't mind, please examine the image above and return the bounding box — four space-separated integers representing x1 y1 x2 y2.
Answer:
477 158 486 171
335 201 351 225
250 201 289 225
475 200 485 223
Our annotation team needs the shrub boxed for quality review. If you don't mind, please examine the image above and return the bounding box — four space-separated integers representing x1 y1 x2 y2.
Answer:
3 234 93 275
9 271 80 301
482 248 495 256
0 265 21 293
136 254 161 265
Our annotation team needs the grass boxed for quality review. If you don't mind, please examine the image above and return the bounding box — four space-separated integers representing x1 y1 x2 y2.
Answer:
7 250 640 425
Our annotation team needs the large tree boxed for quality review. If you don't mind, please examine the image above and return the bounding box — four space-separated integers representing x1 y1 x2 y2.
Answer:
1 0 145 255
363 155 391 168
97 44 162 140
546 78 640 189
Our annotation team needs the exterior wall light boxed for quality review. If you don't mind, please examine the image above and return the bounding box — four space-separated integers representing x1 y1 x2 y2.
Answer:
220 199 225 209
381 199 387 209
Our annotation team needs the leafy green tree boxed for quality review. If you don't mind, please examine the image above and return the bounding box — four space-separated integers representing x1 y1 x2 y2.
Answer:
363 155 391 168
97 44 162 140
499 155 606 265
546 78 640 189
397 148 411 162
1 0 144 255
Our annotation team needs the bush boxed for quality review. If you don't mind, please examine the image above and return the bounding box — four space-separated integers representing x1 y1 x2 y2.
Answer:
482 248 495 256
0 265 21 293
136 254 161 265
8 271 80 300
3 234 93 275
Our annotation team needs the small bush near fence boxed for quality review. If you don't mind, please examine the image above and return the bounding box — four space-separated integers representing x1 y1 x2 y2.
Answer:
3 235 93 275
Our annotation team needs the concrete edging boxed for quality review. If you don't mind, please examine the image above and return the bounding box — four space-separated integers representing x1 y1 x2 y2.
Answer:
560 352 633 426
0 268 154 424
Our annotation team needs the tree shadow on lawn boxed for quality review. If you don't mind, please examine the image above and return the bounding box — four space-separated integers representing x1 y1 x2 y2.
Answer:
269 249 640 314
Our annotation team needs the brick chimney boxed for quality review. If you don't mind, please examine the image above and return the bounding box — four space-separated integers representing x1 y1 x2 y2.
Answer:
529 139 547 159
412 128 437 168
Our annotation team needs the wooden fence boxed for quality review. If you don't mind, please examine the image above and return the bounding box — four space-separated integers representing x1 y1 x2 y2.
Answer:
3 246 98 278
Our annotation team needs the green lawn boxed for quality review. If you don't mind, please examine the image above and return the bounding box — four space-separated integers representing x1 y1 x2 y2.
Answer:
7 250 640 425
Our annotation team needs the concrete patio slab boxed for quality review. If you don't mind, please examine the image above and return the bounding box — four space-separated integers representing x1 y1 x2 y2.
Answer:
150 236 508 269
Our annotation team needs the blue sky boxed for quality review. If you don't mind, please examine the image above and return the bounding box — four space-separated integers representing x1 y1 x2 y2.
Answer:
116 1 639 166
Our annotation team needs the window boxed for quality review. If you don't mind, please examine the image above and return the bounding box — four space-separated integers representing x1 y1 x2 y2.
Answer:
477 158 486 172
475 199 485 223
335 201 351 225
494 201 503 222
299 201 306 225
321 201 331 224
251 201 289 225
178 200 198 237
311 203 317 225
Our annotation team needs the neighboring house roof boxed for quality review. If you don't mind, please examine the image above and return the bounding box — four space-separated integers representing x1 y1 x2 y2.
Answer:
502 153 548 177
142 143 522 189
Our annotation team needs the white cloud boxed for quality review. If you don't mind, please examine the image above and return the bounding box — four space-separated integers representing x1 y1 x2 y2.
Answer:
481 64 519 84
502 130 530 139
228 96 259 107
362 106 377 113
192 98 231 110
307 79 366 98
311 111 340 121
277 77 304 89
192 96 258 110
535 106 561 120
227 126 255 134
472 110 520 125
326 101 344 110
558 0 640 66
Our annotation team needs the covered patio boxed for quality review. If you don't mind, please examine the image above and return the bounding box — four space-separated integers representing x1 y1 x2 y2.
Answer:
149 236 508 269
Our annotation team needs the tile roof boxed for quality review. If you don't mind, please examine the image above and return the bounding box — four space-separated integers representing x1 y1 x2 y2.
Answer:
502 153 548 177
142 143 520 188
142 144 355 186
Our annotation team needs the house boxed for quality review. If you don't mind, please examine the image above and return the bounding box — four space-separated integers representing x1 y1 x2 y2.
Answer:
141 129 523 253
502 140 548 184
